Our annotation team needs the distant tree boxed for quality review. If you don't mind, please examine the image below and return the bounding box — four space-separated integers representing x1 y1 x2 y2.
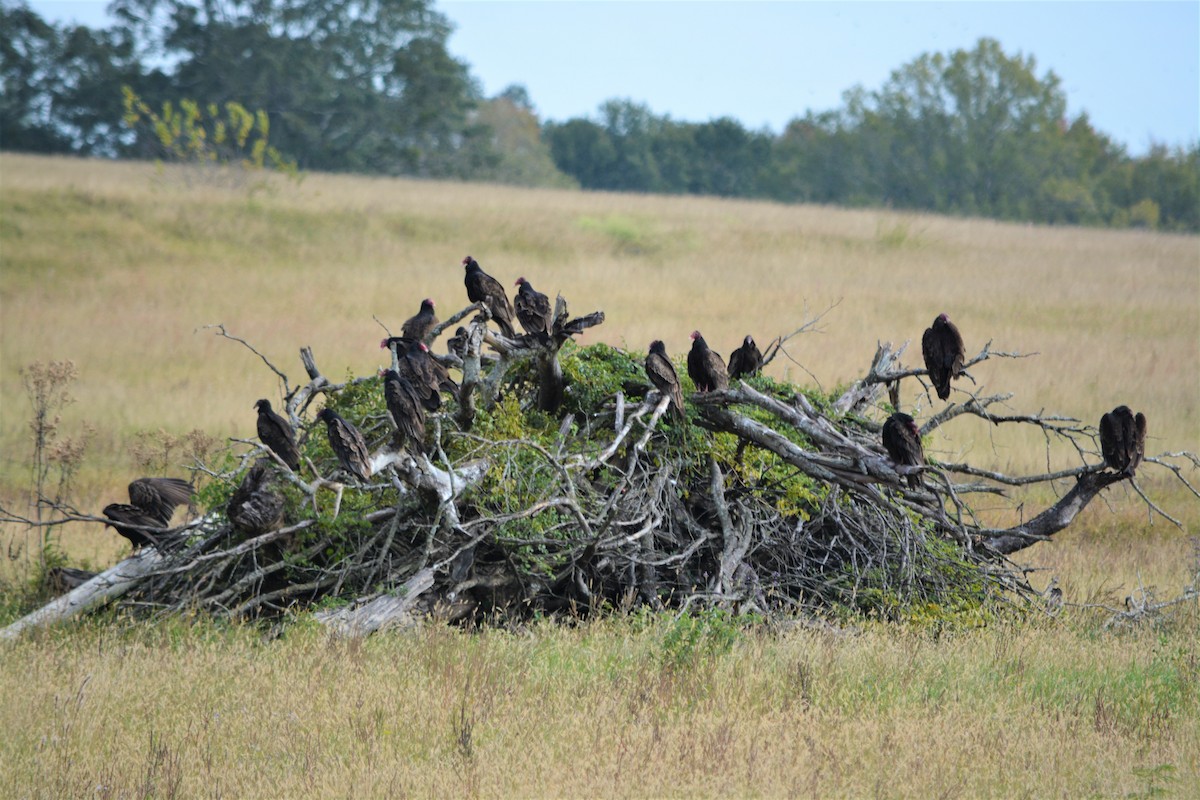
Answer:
1 2 158 155
108 0 483 175
468 86 576 188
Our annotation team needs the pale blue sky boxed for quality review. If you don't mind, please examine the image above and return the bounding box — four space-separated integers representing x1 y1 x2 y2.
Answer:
27 1 1200 156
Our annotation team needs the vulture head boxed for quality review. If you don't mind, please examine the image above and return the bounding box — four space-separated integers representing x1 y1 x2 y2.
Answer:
421 298 435 311
255 398 272 412
649 340 667 356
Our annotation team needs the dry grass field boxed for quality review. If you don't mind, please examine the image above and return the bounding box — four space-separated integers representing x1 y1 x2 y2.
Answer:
2 153 1198 797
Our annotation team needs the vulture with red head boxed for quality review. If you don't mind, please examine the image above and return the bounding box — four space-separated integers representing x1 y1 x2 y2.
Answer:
316 408 372 481
462 256 517 338
727 335 763 380
514 276 553 337
922 313 965 401
645 340 686 418
882 412 924 489
381 336 457 411
687 330 729 392
401 298 439 342
382 367 427 454
255 398 301 471
1099 405 1147 476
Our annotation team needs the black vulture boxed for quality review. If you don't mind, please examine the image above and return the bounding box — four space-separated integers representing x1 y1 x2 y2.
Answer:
687 330 729 392
381 336 458 411
227 458 285 535
103 476 194 549
401 298 439 342
922 313 965 401
255 398 301 471
645 340 686 419
514 276 553 337
316 408 372 481
727 335 763 380
882 412 925 488
1099 405 1147 475
462 256 517 338
382 367 427 454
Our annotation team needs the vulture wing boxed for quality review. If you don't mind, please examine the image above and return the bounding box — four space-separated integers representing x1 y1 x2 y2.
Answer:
102 503 164 549
383 368 428 454
1099 408 1125 471
127 477 194 526
318 409 372 481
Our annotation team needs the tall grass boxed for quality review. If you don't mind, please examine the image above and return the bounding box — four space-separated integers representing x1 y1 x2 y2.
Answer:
1 608 1196 798
2 154 1198 798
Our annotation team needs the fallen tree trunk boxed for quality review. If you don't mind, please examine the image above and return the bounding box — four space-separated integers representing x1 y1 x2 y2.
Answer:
2 548 165 641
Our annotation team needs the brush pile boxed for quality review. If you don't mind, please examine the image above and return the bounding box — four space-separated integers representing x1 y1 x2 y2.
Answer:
5 297 1196 639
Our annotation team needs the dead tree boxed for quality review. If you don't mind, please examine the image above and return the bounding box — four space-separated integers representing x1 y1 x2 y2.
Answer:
3 319 1197 638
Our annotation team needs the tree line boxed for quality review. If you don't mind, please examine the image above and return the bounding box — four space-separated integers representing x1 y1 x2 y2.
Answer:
2 1 1196 231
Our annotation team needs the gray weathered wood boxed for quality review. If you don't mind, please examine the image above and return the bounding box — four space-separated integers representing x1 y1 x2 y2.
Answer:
2 548 165 641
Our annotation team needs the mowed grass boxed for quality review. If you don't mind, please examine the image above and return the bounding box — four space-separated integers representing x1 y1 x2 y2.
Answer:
2 154 1199 797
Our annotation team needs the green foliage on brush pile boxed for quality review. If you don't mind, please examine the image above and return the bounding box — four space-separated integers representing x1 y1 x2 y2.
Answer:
165 344 999 625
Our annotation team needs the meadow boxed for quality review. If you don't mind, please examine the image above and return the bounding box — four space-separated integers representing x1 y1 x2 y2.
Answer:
1 153 1198 797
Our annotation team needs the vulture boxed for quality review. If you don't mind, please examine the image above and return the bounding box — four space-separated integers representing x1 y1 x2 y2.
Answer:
882 412 925 489
102 476 195 549
316 408 372 481
381 336 458 411
227 458 285 535
382 367 427 453
514 276 553 337
922 313 965 401
47 566 96 594
687 330 729 392
463 255 517 338
401 298 439 342
645 340 686 418
1099 405 1147 476
255 398 301 471
727 335 763 380
447 326 469 361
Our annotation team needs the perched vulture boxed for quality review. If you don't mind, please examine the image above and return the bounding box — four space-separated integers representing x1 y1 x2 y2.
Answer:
47 566 96 594
687 330 729 392
401 298 439 342
381 336 458 411
922 313 965 401
316 408 372 481
255 398 301 471
227 458 285 535
882 412 925 489
462 255 517 338
1099 405 1147 476
102 476 194 549
645 340 686 418
727 335 763 380
447 327 469 361
382 367 427 454
514 276 553 337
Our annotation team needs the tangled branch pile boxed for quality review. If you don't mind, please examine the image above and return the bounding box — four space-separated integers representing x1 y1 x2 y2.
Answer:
5 292 1198 639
